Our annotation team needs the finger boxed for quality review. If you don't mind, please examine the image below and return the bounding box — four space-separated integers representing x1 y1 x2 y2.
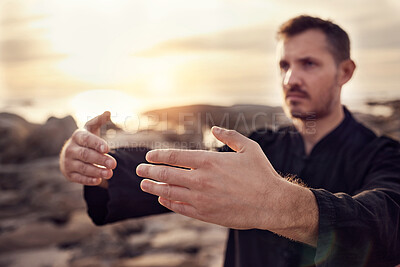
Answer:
68 173 102 186
72 130 109 153
211 126 253 153
71 160 113 179
72 146 117 169
140 179 193 203
145 149 208 169
158 197 198 219
84 111 111 133
136 164 193 188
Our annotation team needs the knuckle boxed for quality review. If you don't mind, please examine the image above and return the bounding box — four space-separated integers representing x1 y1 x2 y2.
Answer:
64 145 74 157
93 141 100 151
97 168 105 178
80 133 90 146
79 148 89 161
72 130 84 142
175 203 186 214
167 151 178 165
79 163 88 174
199 155 214 169
159 167 169 182
163 184 172 199
250 140 261 151
197 175 211 190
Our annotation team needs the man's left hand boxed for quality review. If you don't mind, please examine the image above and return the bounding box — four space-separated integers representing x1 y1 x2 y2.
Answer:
136 126 287 230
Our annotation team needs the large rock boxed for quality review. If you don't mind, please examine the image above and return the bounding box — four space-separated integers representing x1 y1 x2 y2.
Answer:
0 211 96 252
150 229 200 250
115 253 195 267
0 113 77 163
0 247 72 267
0 113 39 163
24 115 78 161
362 100 400 140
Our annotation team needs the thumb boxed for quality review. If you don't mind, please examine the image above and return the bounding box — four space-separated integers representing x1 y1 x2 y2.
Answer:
211 126 252 153
84 111 111 134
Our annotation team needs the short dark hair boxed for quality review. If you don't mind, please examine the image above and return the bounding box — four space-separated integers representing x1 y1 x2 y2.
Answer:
277 15 351 63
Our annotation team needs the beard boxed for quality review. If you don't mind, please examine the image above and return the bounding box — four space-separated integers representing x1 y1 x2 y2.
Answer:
283 82 340 121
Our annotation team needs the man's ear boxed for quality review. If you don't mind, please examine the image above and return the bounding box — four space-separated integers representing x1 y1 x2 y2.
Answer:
338 59 356 86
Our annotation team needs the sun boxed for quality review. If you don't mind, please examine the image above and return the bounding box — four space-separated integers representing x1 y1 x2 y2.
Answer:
145 59 176 94
69 89 142 131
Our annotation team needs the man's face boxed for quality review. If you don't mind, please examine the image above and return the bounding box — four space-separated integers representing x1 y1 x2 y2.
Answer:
278 29 342 119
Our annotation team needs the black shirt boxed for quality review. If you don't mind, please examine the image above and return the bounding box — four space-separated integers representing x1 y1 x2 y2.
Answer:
84 107 400 266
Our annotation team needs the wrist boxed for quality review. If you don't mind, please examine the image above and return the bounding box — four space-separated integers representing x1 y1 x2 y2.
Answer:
258 178 319 246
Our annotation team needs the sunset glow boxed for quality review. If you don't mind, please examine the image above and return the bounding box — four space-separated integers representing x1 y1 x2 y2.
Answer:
1 0 400 123
69 89 142 128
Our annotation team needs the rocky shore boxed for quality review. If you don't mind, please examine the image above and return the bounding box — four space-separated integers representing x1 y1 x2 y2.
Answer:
0 101 399 267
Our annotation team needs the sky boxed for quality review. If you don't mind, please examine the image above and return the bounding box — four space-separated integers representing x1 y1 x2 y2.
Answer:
0 0 399 125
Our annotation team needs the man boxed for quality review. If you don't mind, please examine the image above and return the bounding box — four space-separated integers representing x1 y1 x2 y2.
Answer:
59 15 400 266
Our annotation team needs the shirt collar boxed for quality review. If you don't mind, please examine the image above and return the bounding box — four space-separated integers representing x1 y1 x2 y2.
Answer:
290 106 355 158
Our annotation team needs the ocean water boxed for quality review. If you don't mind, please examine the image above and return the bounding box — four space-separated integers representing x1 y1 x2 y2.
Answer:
0 87 397 128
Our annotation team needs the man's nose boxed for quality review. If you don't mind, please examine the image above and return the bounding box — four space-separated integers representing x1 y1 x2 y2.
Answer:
283 69 302 87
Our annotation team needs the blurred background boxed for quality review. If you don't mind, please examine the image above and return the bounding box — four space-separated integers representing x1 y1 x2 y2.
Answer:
0 0 399 266
1 0 400 126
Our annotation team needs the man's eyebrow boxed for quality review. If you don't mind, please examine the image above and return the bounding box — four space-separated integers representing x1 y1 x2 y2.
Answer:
278 56 320 68
297 56 319 62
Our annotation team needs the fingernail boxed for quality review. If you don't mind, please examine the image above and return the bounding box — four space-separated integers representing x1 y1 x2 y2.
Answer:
146 151 154 161
92 178 101 184
141 180 149 190
136 165 143 175
100 145 106 153
106 159 114 168
212 126 221 133
137 164 147 175
102 170 109 178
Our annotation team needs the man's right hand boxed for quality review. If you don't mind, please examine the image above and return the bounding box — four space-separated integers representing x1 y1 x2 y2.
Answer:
59 111 117 188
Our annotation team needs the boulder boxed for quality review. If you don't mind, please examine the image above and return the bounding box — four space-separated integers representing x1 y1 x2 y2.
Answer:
114 253 194 267
0 113 38 163
0 113 77 163
24 115 77 161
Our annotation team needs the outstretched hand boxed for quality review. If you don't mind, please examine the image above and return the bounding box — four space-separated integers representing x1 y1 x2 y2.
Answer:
136 126 289 230
59 111 117 186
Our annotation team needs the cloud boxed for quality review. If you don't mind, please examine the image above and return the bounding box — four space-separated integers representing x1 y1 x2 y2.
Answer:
0 38 65 63
0 14 49 26
134 5 400 59
134 24 277 57
352 18 400 49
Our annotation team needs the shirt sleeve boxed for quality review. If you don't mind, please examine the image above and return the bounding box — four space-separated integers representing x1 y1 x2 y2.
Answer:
311 137 400 266
84 147 170 226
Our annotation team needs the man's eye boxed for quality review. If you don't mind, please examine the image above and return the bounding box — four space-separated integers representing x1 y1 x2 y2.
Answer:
303 60 316 68
280 62 289 71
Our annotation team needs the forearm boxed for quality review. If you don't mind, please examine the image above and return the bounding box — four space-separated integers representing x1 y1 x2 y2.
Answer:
259 179 319 247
